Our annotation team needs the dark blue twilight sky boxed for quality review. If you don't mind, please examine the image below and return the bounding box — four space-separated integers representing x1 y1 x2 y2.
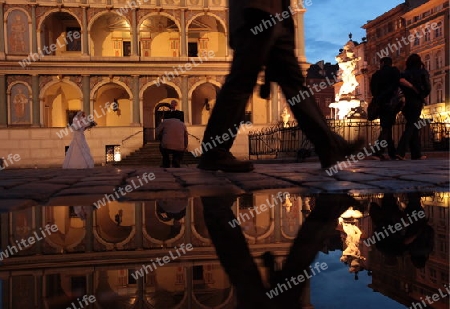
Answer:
304 0 404 64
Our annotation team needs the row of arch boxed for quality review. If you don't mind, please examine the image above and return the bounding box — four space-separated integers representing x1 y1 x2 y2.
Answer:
8 197 306 253
6 7 228 57
7 77 229 127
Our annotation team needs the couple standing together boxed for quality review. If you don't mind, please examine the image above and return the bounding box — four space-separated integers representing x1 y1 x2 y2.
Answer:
370 54 431 161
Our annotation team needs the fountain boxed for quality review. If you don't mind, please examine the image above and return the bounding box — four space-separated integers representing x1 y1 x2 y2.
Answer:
329 37 363 119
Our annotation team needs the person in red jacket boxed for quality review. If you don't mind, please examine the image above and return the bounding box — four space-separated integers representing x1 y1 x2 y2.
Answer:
156 114 188 168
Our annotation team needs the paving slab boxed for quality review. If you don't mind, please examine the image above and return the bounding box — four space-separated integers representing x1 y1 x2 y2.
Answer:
0 159 448 207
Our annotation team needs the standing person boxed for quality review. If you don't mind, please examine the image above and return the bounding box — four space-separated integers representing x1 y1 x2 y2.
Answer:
197 1 363 172
156 114 188 168
166 99 184 122
396 54 431 160
63 111 96 169
369 57 401 160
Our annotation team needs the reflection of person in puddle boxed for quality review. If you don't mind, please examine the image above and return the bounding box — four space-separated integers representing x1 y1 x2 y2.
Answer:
73 206 90 221
369 192 434 268
156 199 187 237
201 194 358 308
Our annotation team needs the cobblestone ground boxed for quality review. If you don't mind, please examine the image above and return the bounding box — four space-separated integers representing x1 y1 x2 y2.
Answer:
0 159 448 210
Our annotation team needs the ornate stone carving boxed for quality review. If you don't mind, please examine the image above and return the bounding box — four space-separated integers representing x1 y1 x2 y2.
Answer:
212 10 226 23
118 76 132 88
87 8 105 23
36 6 50 26
39 76 54 90
188 76 203 89
186 10 200 24
69 75 83 88
66 7 83 22
7 75 31 84
170 76 181 87
138 8 152 21
90 76 102 89
169 9 181 22
216 75 226 85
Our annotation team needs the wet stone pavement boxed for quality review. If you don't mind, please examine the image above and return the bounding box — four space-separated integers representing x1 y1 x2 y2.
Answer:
0 159 448 309
0 159 448 209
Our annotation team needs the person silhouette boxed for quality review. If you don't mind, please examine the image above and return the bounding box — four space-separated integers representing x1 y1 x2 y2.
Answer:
201 193 358 308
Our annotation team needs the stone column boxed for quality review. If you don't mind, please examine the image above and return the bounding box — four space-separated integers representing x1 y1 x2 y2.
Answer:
0 75 6 126
31 5 38 54
185 266 193 305
273 194 281 243
184 198 192 244
82 75 90 114
131 9 138 57
32 75 40 126
36 273 44 308
82 7 89 56
180 9 187 57
85 207 94 252
132 75 140 125
34 206 43 254
1 213 9 252
86 272 94 300
181 76 189 123
301 280 314 309
294 7 306 63
0 3 5 58
134 202 143 249
270 83 279 123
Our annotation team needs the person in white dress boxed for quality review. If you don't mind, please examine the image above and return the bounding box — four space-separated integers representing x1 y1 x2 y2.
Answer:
62 111 95 169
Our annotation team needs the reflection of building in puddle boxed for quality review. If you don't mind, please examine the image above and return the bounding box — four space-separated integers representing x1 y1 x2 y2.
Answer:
0 192 447 308
367 192 449 309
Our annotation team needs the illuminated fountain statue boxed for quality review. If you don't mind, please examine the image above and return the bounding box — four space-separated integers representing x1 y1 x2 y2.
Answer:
281 107 291 127
338 207 366 279
329 36 362 119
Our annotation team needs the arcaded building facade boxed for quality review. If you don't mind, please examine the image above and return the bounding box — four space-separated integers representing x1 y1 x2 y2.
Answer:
0 0 308 167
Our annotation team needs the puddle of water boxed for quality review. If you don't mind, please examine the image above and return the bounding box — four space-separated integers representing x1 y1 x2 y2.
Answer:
0 191 448 308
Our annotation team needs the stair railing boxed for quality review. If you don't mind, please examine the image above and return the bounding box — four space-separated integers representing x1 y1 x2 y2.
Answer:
188 132 201 143
122 130 143 145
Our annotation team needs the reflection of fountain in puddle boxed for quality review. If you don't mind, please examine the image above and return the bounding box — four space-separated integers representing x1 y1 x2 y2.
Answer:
338 206 366 279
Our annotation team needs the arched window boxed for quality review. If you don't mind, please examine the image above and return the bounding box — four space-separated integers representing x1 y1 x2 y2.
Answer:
434 22 442 38
435 51 443 69
424 28 430 42
436 83 443 103
424 54 431 71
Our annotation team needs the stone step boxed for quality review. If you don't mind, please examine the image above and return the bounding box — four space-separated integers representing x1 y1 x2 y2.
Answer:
116 142 199 166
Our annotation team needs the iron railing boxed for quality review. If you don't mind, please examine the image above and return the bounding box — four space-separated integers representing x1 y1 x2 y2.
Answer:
248 119 449 159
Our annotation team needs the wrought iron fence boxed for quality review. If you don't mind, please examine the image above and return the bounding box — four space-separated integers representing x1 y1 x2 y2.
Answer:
248 119 449 160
